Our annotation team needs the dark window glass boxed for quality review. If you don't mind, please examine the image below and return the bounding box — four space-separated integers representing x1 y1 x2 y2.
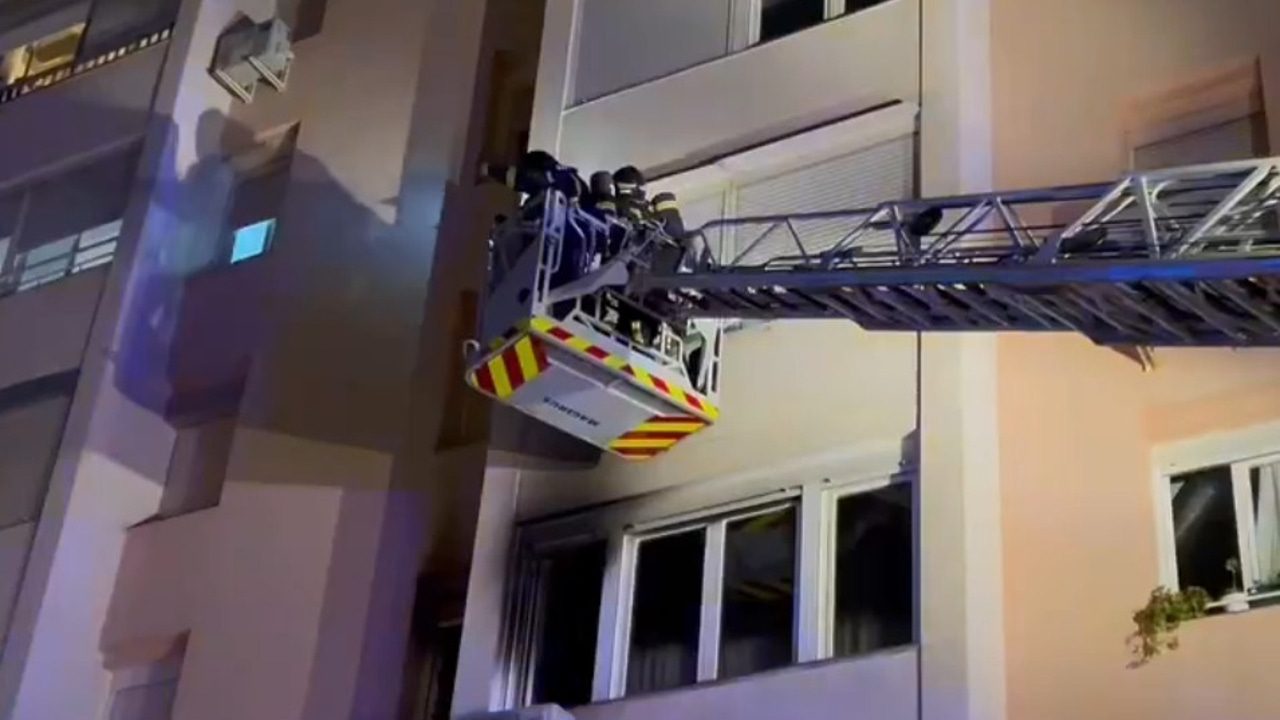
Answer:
1170 466 1238 598
759 0 824 43
833 483 913 657
720 506 796 678
530 541 607 708
627 529 704 694
843 0 893 15
426 623 462 720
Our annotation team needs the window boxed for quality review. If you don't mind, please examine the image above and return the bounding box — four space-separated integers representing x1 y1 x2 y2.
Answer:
626 528 706 693
0 373 77 532
530 541 607 706
758 0 824 43
0 372 76 653
106 644 184 720
80 0 181 59
1162 455 1280 601
623 505 800 692
662 132 915 332
0 22 84 86
15 219 123 291
230 219 275 263
508 539 608 708
223 157 290 265
507 472 913 707
2 147 139 294
719 506 797 678
754 0 891 45
831 483 912 656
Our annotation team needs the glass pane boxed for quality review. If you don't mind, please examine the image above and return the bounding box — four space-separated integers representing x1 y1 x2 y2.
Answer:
843 0 892 15
627 529 704 694
1251 463 1280 591
720 506 796 679
759 0 824 43
79 220 123 248
230 219 275 263
1170 466 1239 598
531 541 607 708
1 46 31 86
833 483 913 657
26 23 84 77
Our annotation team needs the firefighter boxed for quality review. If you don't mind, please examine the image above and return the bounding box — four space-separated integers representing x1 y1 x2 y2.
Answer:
478 150 587 201
613 165 651 225
586 170 618 219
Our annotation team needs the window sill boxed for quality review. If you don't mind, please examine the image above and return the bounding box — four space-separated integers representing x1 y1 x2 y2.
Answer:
1204 589 1280 614
575 643 916 709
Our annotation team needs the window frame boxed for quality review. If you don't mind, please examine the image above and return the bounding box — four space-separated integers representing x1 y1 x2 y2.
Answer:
505 462 914 708
744 0 850 48
1153 420 1280 605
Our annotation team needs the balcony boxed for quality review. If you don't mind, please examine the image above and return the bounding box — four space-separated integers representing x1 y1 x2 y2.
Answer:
0 25 171 106
0 219 121 300
550 0 920 175
0 1 175 186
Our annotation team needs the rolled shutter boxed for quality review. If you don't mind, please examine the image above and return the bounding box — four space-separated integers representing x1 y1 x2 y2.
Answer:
730 134 914 267
675 189 728 264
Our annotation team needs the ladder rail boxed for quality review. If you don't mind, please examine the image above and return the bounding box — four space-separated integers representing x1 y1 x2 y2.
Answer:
664 157 1280 283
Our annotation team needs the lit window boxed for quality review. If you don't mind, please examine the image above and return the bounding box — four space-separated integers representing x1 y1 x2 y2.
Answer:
230 219 275 264
1 46 31 86
1163 456 1280 603
1 23 86 87
26 23 85 77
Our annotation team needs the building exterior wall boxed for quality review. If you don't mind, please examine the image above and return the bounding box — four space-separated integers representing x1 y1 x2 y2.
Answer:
0 268 107 390
0 0 501 717
992 1 1280 719
458 2 1005 719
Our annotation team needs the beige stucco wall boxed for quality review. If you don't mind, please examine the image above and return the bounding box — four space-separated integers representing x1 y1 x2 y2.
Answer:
517 322 918 520
992 2 1280 718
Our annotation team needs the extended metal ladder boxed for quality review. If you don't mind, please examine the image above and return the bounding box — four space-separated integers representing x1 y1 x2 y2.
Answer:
637 158 1280 346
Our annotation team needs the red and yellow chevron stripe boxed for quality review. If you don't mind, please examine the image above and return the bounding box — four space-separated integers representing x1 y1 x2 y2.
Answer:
467 335 549 399
609 415 708 460
527 316 719 421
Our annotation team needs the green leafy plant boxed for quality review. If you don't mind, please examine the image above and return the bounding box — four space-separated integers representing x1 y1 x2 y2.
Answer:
1127 586 1209 668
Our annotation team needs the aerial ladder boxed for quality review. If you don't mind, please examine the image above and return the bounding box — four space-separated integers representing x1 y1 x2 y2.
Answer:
466 156 1280 459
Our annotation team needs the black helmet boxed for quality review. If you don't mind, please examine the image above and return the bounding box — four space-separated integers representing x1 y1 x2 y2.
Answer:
613 165 646 192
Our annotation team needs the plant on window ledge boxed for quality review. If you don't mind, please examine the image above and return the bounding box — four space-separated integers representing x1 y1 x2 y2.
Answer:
1127 586 1209 668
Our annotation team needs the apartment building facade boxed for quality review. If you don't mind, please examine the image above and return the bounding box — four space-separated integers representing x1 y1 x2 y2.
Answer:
0 0 539 718
0 1 1278 720
453 2 1280 720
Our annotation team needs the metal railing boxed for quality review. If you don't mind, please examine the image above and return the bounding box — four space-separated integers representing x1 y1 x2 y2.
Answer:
0 220 121 298
0 25 173 106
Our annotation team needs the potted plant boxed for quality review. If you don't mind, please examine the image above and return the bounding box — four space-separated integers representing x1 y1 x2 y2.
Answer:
1128 586 1209 667
1221 558 1250 613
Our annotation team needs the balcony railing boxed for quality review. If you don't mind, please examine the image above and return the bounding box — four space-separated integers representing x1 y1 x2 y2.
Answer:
0 219 121 298
0 25 173 107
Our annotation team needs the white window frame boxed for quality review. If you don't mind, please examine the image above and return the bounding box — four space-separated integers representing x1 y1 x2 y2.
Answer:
505 459 914 708
1153 419 1280 606
742 0 849 48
